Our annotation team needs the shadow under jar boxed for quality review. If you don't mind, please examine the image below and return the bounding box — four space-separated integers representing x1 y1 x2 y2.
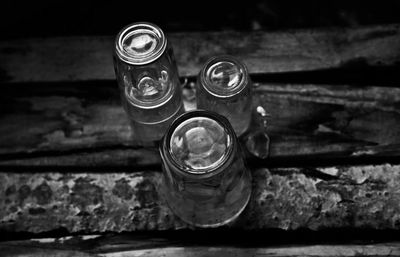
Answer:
114 22 183 144
197 55 252 137
159 110 252 228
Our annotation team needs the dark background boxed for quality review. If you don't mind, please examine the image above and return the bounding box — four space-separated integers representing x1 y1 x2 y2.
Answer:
1 0 400 39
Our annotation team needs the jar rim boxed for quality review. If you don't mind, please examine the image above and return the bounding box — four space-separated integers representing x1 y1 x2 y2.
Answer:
115 22 167 65
160 110 236 178
199 55 249 99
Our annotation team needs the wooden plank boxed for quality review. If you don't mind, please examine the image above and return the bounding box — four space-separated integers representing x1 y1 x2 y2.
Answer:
2 239 400 257
0 246 95 257
97 245 400 257
1 164 400 233
4 233 400 253
0 24 399 83
0 82 399 166
0 149 162 168
0 235 101 257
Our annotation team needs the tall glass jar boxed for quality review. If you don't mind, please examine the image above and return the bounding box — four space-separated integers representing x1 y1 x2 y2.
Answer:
159 110 252 227
113 22 183 144
196 55 252 137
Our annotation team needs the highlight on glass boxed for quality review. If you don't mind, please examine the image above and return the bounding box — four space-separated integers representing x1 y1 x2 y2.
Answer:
159 110 252 227
113 22 183 144
196 55 253 137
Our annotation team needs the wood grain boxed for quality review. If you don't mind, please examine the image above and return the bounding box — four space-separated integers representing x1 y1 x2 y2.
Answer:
1 164 400 233
1 240 400 257
97 245 400 257
0 24 399 83
0 83 399 167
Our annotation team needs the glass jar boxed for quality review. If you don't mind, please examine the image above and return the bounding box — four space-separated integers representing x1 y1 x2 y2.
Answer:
113 22 183 144
159 110 252 227
196 55 252 137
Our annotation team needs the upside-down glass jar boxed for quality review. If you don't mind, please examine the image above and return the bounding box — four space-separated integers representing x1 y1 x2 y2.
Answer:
159 110 252 227
113 22 183 144
196 55 252 137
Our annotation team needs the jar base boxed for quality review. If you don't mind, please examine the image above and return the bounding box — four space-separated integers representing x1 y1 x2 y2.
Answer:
159 168 252 228
176 189 251 228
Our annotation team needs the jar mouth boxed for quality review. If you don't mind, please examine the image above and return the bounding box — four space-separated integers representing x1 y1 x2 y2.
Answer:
161 110 236 176
115 22 167 65
200 55 248 98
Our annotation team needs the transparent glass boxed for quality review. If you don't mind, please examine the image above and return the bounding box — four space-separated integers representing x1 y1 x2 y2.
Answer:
160 110 252 227
113 22 183 144
245 105 271 159
197 55 252 137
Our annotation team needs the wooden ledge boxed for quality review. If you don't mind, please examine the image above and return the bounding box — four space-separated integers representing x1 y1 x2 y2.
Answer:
1 83 399 167
1 164 400 233
0 24 399 83
1 239 400 257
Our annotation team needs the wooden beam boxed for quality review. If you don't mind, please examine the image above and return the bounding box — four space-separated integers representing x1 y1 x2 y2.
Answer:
1 164 400 233
1 241 400 257
97 245 400 257
0 245 95 257
1 24 399 83
1 83 399 167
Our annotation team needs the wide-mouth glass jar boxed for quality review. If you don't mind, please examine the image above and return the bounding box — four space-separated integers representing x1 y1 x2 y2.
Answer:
159 110 252 227
197 55 252 137
114 22 183 144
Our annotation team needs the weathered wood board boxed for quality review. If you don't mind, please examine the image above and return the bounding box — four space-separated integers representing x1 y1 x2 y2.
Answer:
0 25 399 83
0 83 399 167
1 238 400 257
1 164 399 233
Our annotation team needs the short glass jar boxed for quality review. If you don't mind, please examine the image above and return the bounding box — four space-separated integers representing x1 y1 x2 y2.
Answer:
113 22 183 144
196 55 252 136
159 110 252 227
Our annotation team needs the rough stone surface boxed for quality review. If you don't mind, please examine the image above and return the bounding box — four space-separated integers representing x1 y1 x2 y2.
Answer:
1 164 399 233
